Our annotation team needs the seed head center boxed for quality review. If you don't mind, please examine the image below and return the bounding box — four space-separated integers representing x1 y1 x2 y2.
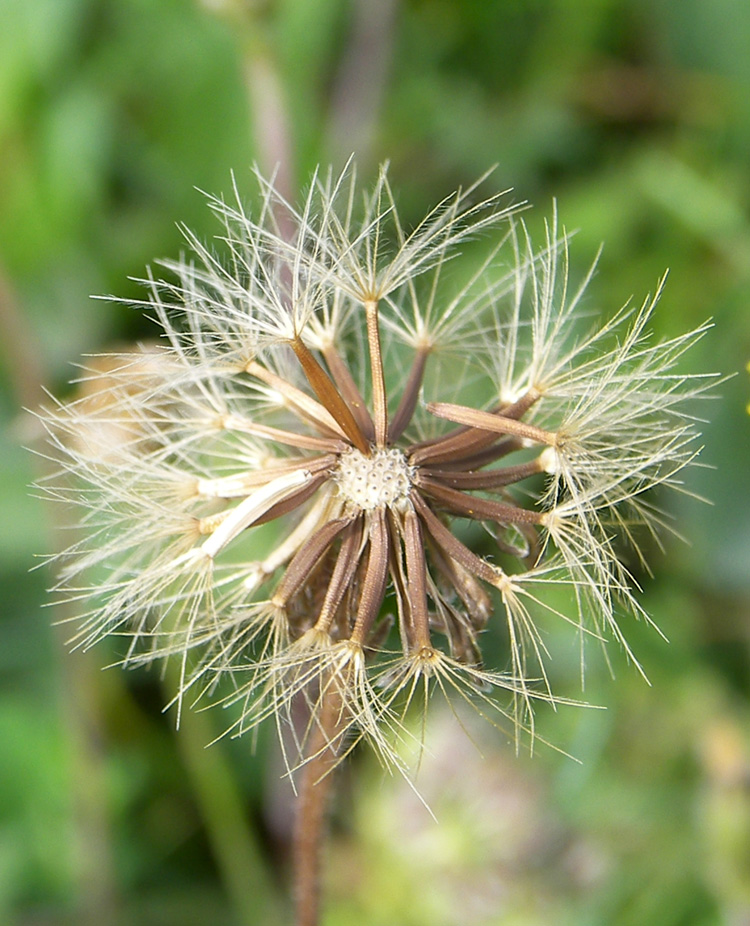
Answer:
334 447 414 510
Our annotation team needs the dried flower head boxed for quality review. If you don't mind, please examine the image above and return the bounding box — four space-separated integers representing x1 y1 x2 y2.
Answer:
39 165 709 772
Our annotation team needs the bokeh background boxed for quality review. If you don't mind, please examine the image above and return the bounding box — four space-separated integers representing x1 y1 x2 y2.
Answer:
2 0 749 924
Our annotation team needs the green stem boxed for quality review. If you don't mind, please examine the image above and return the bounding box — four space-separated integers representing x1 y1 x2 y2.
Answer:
165 662 283 925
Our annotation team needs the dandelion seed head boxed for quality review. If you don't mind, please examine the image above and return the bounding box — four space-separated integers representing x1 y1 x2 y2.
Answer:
37 162 713 775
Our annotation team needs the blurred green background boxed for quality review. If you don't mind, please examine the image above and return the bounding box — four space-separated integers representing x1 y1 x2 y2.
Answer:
1 0 749 923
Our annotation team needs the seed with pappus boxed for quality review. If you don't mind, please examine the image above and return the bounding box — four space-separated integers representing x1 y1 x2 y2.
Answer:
39 165 710 772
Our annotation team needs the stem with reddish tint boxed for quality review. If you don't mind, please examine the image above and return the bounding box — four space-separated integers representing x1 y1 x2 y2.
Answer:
293 688 345 926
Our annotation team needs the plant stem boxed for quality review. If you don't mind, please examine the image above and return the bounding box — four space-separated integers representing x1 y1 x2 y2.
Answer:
293 688 344 926
166 663 283 926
